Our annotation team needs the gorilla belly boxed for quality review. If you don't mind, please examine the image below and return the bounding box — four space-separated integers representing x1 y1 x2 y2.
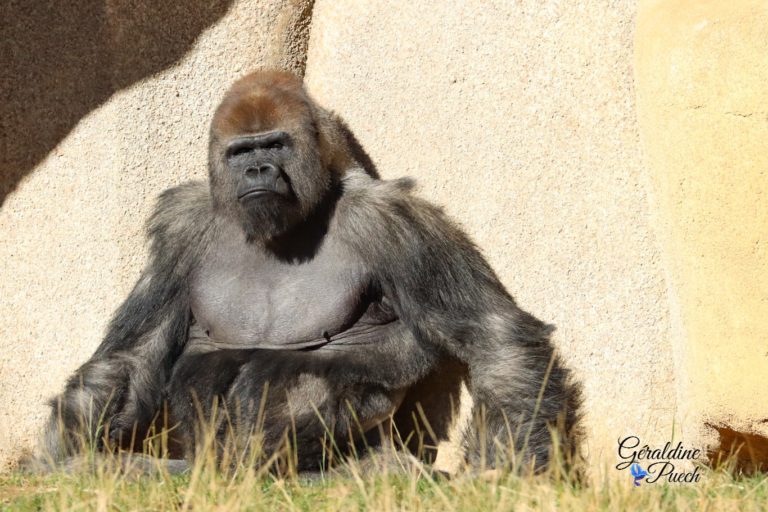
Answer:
188 226 383 351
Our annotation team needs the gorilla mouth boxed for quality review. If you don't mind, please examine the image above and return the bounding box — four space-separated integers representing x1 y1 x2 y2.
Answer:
238 189 276 200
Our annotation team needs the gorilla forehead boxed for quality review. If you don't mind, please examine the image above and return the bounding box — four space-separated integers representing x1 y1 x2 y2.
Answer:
212 70 315 139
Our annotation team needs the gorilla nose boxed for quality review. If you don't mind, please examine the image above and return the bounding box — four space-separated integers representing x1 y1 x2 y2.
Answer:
245 163 279 177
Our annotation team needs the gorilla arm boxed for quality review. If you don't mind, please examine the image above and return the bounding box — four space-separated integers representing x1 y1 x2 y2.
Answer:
44 182 212 460
337 170 580 469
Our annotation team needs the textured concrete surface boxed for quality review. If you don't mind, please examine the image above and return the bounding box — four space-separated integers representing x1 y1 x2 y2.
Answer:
636 0 768 466
305 0 676 466
0 0 313 468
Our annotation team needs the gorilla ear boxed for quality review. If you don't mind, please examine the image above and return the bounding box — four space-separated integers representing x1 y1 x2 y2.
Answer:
313 106 356 175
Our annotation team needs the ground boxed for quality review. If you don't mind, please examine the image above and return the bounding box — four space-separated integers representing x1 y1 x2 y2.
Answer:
1 460 765 511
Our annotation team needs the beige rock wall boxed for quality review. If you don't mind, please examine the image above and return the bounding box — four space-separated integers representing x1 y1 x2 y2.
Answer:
0 0 312 469
636 0 768 470
304 0 676 466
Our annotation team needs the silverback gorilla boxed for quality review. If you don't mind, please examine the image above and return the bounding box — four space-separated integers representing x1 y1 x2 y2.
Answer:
43 70 580 473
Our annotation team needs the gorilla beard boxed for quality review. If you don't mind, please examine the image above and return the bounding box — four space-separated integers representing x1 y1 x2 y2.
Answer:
238 194 303 244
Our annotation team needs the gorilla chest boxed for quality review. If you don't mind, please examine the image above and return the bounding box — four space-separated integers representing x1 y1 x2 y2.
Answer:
189 236 369 349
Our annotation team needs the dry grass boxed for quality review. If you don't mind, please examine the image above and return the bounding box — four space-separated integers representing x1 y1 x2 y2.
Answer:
1 451 766 511
11 376 765 510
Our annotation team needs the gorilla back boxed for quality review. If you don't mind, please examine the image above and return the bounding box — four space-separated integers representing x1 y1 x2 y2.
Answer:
43 70 581 473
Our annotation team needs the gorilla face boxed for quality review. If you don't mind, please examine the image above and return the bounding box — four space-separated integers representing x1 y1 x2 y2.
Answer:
226 130 293 204
208 71 338 242
223 128 304 239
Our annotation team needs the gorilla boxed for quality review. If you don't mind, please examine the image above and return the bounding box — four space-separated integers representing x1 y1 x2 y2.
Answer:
42 70 580 473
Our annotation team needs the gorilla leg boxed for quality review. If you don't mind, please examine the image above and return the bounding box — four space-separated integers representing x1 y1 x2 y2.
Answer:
166 349 255 459
167 349 407 472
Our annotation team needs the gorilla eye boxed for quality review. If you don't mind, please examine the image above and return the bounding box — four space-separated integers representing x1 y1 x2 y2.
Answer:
230 147 251 157
226 132 289 159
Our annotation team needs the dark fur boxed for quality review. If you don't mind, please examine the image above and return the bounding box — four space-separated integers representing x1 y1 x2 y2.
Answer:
42 70 581 472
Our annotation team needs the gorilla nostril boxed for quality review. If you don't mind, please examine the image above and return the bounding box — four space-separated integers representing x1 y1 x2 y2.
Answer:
260 164 276 173
257 164 279 176
244 163 278 177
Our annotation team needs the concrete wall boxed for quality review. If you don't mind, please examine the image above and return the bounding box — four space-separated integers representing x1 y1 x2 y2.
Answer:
1 0 766 471
0 0 313 468
304 0 676 466
636 0 768 470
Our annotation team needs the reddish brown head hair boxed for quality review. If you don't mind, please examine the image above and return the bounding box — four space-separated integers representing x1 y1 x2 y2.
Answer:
212 71 312 140
207 70 356 242
211 70 353 176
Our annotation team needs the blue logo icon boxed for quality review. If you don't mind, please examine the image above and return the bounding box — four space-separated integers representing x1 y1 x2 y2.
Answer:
630 463 649 487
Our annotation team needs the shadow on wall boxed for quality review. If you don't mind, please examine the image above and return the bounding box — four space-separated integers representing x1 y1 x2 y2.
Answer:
0 0 233 206
707 424 768 475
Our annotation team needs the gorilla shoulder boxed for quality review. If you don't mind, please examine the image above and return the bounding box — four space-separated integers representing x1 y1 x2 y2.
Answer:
148 181 213 246
335 170 420 236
